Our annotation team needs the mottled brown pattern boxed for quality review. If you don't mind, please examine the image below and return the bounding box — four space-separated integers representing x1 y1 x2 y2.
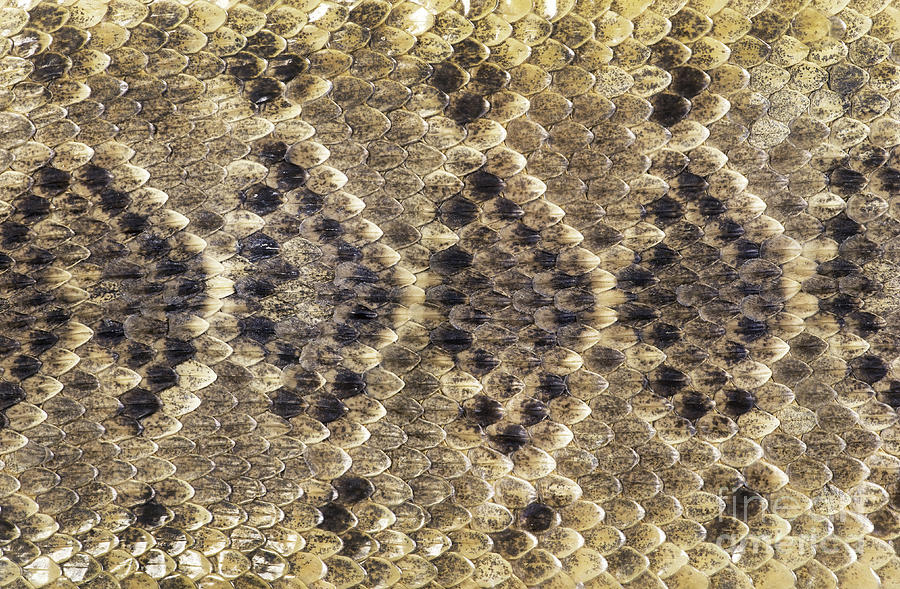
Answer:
1 0 900 588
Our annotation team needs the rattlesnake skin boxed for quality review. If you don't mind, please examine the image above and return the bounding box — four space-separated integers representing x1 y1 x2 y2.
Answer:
1 0 900 587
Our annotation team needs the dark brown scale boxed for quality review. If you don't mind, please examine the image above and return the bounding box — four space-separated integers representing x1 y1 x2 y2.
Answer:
448 93 489 124
851 355 889 384
650 93 691 127
119 388 163 421
30 52 71 82
429 61 468 93
133 500 170 528
268 54 309 81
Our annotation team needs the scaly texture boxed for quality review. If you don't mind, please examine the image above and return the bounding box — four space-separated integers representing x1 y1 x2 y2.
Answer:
1 0 900 588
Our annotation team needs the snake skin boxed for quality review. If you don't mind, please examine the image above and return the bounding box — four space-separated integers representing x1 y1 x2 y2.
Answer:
1 0 900 587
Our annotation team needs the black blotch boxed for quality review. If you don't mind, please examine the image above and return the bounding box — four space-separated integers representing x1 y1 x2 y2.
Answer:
95 320 125 345
268 54 308 82
430 246 473 275
271 389 306 420
17 195 50 221
119 388 162 420
735 240 760 261
650 37 692 69
650 196 683 222
241 184 283 215
256 141 287 163
430 61 467 93
652 366 689 397
23 291 52 308
31 52 70 83
521 503 557 533
649 323 682 348
240 278 276 299
33 167 71 195
2 223 29 247
119 213 149 235
333 370 366 398
99 189 130 214
724 388 756 416
718 220 744 241
618 303 660 325
430 324 473 353
308 394 348 423
698 196 726 217
342 265 378 284
618 266 658 290
45 308 70 326
29 330 58 355
240 233 280 262
466 395 504 426
736 317 767 341
820 294 859 316
334 476 375 503
139 235 171 259
340 532 376 559
674 171 708 199
538 374 568 400
449 93 489 124
335 242 362 263
439 196 479 228
723 341 749 363
548 273 578 290
316 218 343 241
0 337 19 356
829 63 867 95
508 224 541 248
469 349 501 375
11 356 41 379
669 66 710 97
471 63 510 93
275 344 300 366
146 366 177 391
77 165 113 192
491 529 535 559
317 503 357 534
432 287 467 307
645 244 680 267
494 198 524 221
276 162 309 190
227 52 266 79
727 486 765 521
875 167 900 194
0 253 12 271
0 382 26 411
829 167 867 193
851 355 889 384
452 38 490 68
133 499 169 528
164 339 195 365
679 392 714 420
156 259 187 278
177 279 203 297
127 343 155 368
240 316 277 344
245 77 284 106
817 258 859 278
348 304 377 322
468 170 505 196
491 424 530 454
7 272 35 290
533 250 558 269
650 93 691 127
520 398 548 426
847 311 884 336
24 247 53 267
881 381 900 409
